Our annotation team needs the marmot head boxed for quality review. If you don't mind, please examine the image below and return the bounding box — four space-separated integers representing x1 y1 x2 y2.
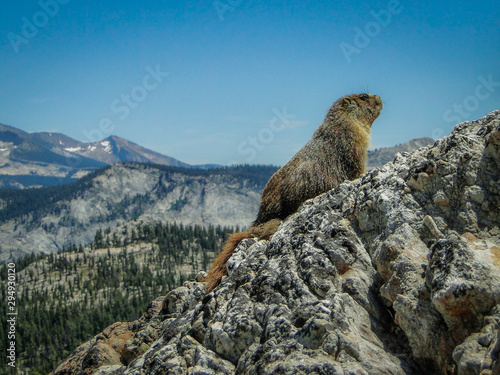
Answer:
332 93 383 128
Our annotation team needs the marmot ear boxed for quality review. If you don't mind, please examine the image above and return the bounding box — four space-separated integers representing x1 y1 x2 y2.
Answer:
343 97 355 106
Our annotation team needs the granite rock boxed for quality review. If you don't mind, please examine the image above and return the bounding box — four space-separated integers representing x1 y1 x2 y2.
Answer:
52 110 500 375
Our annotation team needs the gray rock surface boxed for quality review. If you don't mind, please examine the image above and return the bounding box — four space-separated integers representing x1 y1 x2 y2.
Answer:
52 111 500 374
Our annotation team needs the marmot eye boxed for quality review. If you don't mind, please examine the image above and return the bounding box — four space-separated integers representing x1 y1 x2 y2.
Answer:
359 94 369 101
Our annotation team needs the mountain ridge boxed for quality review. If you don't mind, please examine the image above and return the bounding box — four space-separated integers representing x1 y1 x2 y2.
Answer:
33 131 191 167
0 163 278 261
366 136 435 169
0 122 200 188
0 121 435 189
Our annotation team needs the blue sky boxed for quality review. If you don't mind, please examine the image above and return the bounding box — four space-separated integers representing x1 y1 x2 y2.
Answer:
0 1 499 165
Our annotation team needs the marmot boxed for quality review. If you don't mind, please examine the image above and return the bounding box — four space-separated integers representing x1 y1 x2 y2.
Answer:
205 93 383 291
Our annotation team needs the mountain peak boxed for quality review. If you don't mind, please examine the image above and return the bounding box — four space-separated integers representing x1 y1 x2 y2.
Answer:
0 123 191 188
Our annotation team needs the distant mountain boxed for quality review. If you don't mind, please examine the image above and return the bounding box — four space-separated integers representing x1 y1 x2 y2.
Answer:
30 131 86 150
33 132 190 167
0 121 435 189
0 163 278 261
0 124 104 167
0 124 107 189
367 137 435 169
0 123 195 188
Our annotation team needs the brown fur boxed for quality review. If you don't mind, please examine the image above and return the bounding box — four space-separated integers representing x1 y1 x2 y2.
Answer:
205 93 383 291
205 219 281 292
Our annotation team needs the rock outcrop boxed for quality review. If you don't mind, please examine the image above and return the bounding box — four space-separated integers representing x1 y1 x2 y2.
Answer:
52 111 500 375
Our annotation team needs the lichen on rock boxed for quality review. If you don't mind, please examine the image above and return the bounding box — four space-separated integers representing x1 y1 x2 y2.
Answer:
52 110 500 375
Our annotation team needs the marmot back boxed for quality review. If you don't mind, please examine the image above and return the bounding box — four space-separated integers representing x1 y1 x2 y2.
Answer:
254 93 383 225
205 93 383 291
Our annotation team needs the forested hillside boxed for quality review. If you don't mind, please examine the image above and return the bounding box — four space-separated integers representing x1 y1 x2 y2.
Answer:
0 164 277 224
0 222 234 374
0 163 278 260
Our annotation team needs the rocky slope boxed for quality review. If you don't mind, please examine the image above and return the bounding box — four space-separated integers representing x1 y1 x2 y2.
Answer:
52 111 500 375
0 165 276 261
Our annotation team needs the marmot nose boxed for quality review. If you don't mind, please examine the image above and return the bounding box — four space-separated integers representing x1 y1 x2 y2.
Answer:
374 95 383 108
